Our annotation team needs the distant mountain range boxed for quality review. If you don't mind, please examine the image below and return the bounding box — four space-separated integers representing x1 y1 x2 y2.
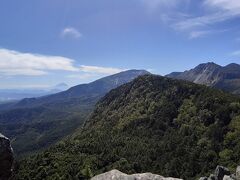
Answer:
0 70 149 111
0 70 149 156
166 62 240 94
0 83 69 102
11 69 149 109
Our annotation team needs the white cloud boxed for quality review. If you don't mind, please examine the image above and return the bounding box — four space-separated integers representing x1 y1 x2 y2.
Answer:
189 30 212 39
0 48 126 78
235 37 240 42
67 73 98 80
0 48 78 76
61 27 82 39
170 0 240 38
231 50 240 56
67 66 127 81
174 12 234 31
189 29 227 39
2 84 52 89
175 0 239 30
204 0 240 13
0 69 47 76
142 0 178 9
79 65 125 75
141 0 189 13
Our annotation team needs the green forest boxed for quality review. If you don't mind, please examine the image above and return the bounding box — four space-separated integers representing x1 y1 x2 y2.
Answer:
15 75 240 179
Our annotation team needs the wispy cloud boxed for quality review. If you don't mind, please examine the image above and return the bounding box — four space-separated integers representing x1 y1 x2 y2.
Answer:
67 73 98 80
67 66 126 81
189 29 228 39
0 48 126 77
235 37 240 42
0 48 78 76
169 0 240 38
79 65 125 75
141 0 179 9
61 27 82 39
231 50 240 56
0 69 47 76
189 30 213 39
204 0 240 13
141 0 189 13
174 12 234 31
2 84 52 89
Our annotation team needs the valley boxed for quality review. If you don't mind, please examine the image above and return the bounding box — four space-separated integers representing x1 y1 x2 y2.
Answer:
0 70 149 156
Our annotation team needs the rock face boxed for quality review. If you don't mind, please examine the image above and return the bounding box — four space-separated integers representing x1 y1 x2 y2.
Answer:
167 62 222 86
215 166 231 180
199 165 238 180
166 62 240 94
209 174 216 180
91 170 182 180
0 133 14 180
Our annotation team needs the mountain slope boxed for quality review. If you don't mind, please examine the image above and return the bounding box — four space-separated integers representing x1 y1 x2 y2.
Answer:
1 70 149 110
0 70 149 156
17 75 240 179
166 62 240 94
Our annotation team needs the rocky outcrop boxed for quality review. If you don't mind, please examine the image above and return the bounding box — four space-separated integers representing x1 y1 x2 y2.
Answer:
236 166 240 180
199 177 208 180
0 133 14 180
223 175 235 180
91 169 182 180
92 166 240 180
199 165 239 180
215 166 231 180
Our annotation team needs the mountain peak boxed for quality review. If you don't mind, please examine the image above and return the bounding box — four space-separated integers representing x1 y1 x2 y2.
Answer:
225 63 240 67
166 62 240 94
91 69 151 87
206 62 219 66
224 63 240 70
195 62 221 70
112 69 150 76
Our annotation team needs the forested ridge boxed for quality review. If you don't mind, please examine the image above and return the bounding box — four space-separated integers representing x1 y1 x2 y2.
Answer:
0 70 148 157
16 75 240 179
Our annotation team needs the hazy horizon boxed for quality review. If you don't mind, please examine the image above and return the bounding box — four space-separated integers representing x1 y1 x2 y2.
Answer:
0 61 237 90
0 0 240 88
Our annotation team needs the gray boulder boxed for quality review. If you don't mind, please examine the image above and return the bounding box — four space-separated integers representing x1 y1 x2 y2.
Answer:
236 166 240 180
0 133 14 180
199 177 208 180
230 174 236 180
223 175 234 180
215 166 231 180
208 174 216 180
91 169 183 180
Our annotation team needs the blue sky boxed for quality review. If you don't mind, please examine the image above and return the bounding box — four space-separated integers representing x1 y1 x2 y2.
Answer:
0 0 240 89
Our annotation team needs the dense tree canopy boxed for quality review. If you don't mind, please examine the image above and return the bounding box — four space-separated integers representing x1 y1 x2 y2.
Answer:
16 75 240 179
